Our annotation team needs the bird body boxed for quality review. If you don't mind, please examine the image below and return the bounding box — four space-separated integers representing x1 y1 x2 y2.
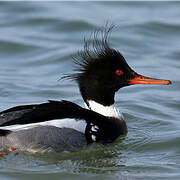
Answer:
0 27 171 153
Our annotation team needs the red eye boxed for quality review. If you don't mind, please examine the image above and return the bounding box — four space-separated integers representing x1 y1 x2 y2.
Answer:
116 69 123 76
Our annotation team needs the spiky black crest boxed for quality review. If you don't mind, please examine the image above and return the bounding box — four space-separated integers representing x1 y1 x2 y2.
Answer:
62 25 124 81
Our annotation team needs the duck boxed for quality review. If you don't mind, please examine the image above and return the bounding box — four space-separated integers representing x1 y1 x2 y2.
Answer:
0 27 171 154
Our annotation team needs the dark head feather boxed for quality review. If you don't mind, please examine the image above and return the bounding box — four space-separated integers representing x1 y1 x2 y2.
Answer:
61 25 134 105
62 25 126 82
60 26 171 106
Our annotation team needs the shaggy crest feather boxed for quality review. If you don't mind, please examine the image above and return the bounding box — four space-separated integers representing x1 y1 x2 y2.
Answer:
61 25 125 81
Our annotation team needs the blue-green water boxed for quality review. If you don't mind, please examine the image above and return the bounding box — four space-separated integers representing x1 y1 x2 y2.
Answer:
0 2 180 180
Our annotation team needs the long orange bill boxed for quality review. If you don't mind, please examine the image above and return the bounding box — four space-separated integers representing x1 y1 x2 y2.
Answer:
128 74 171 85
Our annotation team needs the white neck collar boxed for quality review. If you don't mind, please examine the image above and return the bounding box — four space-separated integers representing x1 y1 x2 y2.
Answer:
85 100 123 119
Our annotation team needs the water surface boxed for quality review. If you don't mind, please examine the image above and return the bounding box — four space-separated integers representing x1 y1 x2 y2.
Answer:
0 2 180 180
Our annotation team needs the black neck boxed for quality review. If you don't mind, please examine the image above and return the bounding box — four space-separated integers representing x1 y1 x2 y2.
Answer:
79 85 115 107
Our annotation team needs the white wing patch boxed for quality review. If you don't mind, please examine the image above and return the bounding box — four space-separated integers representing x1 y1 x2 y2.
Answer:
1 118 86 133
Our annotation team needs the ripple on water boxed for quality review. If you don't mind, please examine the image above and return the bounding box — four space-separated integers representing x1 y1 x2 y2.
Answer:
0 2 180 180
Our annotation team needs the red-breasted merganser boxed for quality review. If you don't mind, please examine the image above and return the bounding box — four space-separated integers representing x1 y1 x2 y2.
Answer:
0 27 171 153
